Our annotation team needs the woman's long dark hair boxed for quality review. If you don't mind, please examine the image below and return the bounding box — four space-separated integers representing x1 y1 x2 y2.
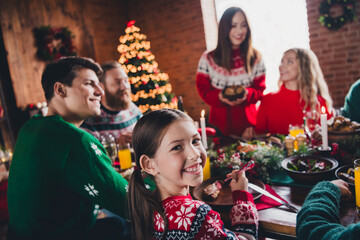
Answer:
211 7 259 74
128 109 192 240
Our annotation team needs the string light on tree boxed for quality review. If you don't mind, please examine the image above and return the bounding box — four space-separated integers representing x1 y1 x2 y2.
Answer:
117 20 177 113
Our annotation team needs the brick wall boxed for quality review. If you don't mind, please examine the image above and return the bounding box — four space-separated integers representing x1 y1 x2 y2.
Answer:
126 0 208 120
0 0 127 108
306 0 360 108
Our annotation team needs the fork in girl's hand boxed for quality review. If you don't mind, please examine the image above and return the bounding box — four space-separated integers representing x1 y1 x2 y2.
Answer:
203 160 255 200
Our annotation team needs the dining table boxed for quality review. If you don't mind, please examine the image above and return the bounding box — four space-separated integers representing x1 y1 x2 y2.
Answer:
212 183 359 239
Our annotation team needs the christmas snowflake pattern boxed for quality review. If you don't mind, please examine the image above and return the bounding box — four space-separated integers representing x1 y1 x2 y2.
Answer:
164 199 183 210
84 183 99 197
154 212 165 231
90 142 102 156
93 204 99 215
231 202 258 225
173 205 196 230
206 215 224 237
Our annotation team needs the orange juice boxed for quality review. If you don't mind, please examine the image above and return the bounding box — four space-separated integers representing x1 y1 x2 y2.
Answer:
203 157 211 181
355 165 360 215
289 126 304 150
118 148 132 170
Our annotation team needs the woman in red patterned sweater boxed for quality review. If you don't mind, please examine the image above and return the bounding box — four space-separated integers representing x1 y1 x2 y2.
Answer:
255 48 333 135
128 109 259 240
196 7 266 139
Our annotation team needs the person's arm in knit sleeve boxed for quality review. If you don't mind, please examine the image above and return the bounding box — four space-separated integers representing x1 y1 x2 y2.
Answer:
65 133 129 217
246 59 266 104
196 54 226 108
229 190 258 239
196 72 226 108
297 181 360 240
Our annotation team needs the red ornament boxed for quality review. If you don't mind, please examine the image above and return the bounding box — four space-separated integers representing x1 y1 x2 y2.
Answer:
127 20 136 27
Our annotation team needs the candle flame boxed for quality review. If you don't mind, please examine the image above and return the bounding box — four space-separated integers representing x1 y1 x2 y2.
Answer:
321 106 326 114
201 109 205 117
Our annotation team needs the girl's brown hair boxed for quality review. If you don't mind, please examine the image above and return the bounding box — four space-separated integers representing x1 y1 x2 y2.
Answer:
211 7 259 74
128 109 192 240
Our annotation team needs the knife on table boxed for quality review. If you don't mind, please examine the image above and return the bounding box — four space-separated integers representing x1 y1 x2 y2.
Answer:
248 183 299 213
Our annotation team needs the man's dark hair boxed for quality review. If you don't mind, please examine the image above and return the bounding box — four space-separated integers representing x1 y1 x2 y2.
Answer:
41 56 103 101
99 61 123 83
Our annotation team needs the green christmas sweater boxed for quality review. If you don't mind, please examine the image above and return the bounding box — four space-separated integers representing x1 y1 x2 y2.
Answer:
343 79 360 123
7 115 128 238
296 181 360 239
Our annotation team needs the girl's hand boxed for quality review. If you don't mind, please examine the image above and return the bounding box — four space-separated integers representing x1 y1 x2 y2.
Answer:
218 89 248 106
228 170 248 192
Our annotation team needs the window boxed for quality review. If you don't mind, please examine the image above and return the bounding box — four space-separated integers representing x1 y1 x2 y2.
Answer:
201 0 310 93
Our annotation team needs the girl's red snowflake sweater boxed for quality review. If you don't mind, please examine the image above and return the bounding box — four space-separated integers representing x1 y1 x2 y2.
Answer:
152 190 259 239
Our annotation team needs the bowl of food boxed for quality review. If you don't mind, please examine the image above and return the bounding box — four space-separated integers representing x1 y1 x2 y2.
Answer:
335 164 355 193
328 116 360 143
281 155 338 185
222 85 245 101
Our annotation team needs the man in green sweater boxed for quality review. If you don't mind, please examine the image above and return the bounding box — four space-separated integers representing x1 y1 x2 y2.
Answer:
7 57 130 239
297 179 360 239
343 79 360 123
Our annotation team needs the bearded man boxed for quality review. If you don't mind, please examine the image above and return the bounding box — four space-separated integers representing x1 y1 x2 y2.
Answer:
81 61 142 147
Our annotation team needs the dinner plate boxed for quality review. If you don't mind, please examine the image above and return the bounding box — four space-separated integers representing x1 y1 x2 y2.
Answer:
192 177 265 207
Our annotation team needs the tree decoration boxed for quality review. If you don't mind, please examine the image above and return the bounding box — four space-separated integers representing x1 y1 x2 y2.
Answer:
318 0 357 31
117 21 177 113
33 25 77 61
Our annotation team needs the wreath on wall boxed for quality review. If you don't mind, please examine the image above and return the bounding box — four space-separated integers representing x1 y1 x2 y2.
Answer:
318 0 357 31
33 25 77 61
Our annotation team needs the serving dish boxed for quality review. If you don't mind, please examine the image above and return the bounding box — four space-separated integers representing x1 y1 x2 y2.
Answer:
281 155 338 185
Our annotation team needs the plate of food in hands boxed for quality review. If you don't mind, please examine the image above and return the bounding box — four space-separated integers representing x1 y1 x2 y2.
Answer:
192 176 265 207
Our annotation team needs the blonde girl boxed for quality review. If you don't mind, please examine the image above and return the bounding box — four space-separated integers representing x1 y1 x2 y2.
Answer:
256 48 333 135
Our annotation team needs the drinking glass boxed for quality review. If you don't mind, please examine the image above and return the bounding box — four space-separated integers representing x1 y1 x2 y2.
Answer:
100 134 117 164
303 110 319 145
303 110 318 133
354 159 360 215
203 157 211 181
118 143 132 170
289 124 304 150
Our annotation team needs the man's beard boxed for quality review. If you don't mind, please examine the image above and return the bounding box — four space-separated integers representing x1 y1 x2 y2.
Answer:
104 88 131 110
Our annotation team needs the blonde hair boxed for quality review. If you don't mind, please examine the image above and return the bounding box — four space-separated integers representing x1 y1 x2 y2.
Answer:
280 48 333 112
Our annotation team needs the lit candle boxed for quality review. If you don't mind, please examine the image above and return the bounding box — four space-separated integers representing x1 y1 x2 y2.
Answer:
200 110 208 149
320 106 328 150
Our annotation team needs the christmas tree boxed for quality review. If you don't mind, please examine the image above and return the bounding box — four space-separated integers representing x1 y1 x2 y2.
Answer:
117 21 177 113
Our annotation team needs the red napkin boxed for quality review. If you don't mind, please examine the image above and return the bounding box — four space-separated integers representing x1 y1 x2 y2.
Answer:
255 184 285 210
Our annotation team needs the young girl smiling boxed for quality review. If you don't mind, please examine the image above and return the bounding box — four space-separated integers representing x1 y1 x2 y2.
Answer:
128 109 258 240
